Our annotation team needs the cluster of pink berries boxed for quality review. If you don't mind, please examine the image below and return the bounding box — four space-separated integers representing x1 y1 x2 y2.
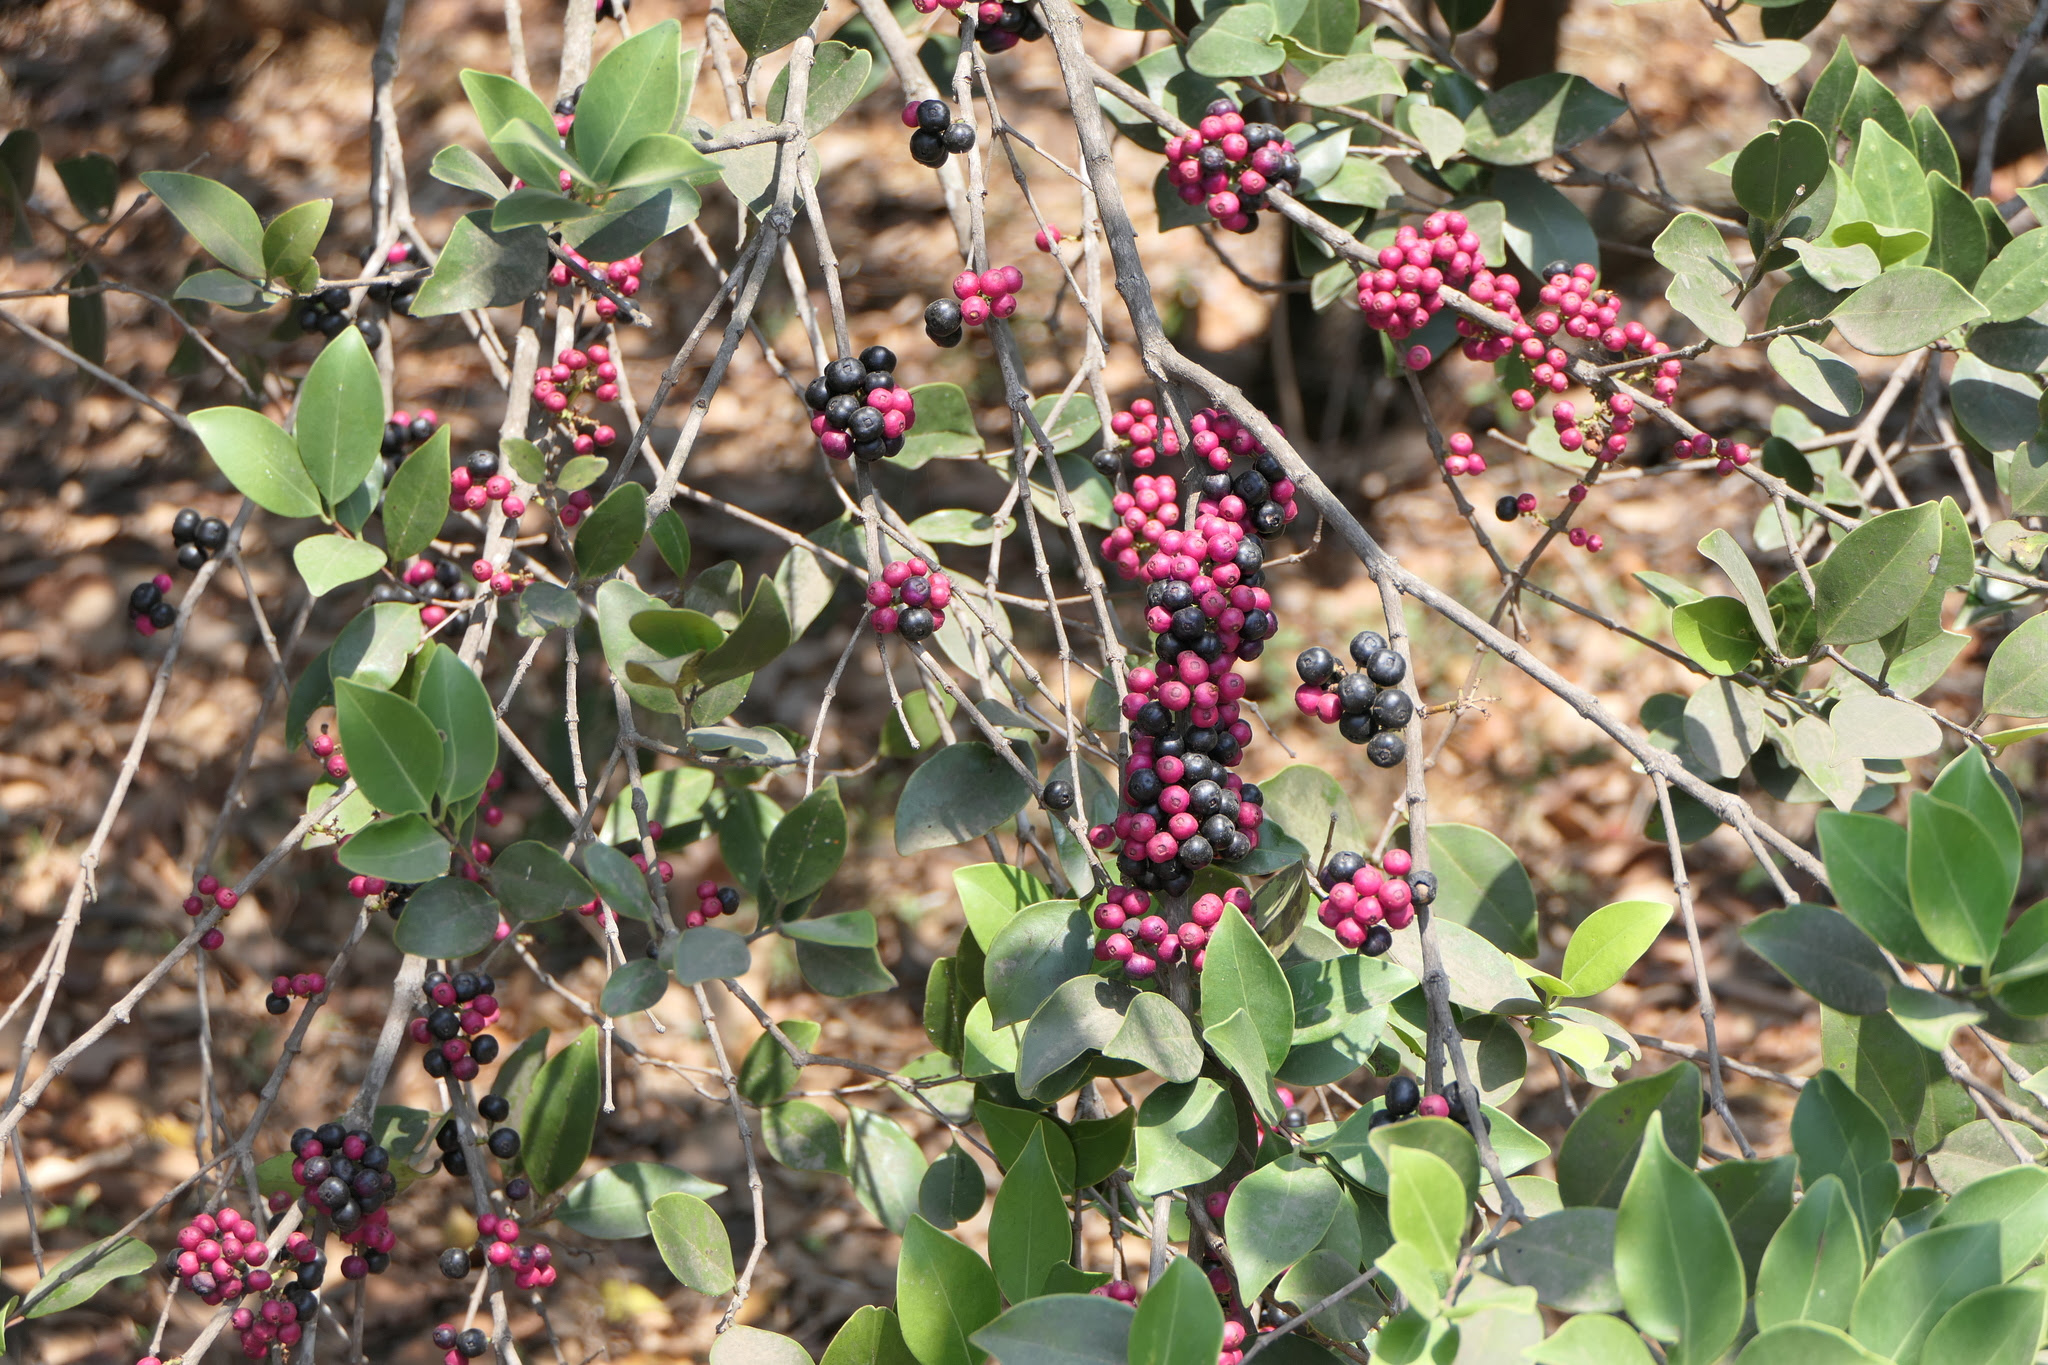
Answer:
970 0 1047 50
460 555 533 601
922 267 1024 347
308 728 349 781
409 969 503 1082
1669 432 1755 477
557 488 598 528
263 972 327 1016
534 343 622 417
1519 266 1683 397
687 880 743 928
1162 100 1302 234
1313 849 1436 956
865 557 954 643
1438 431 1488 478
547 250 643 319
167 1206 274 1311
1098 471 1178 579
1091 886 1252 978
182 874 235 951
1106 397 1182 472
1358 212 1516 361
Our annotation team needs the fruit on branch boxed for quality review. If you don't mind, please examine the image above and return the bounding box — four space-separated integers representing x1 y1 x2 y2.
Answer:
867 557 954 640
546 249 641 318
1034 224 1061 252
972 0 1046 49
689 879 743 928
296 284 354 341
1092 885 1253 977
1312 846 1431 952
1164 100 1299 235
1292 632 1414 767
264 972 328 1016
410 970 501 1082
922 267 1024 344
1097 397 1182 476
806 348 917 462
901 99 976 161
1357 211 1514 357
128 573 177 635
1441 431 1485 478
1041 778 1074 811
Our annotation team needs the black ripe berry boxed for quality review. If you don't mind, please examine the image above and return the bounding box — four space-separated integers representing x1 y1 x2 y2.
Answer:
1320 851 1364 889
1369 688 1414 730
1348 630 1387 666
1336 713 1374 745
1042 779 1075 811
1363 923 1394 956
861 345 897 373
1336 672 1377 715
1495 495 1520 523
925 298 963 333
1295 646 1335 686
130 581 162 615
1384 1075 1420 1117
1409 870 1438 906
1365 731 1406 769
941 122 976 154
422 1050 451 1079
196 517 229 553
479 1093 510 1123
266 993 290 1015
148 601 177 629
438 1247 471 1279
804 376 832 411
460 1328 488 1359
435 1326 459 1350
488 1127 521 1159
506 1176 533 1201
824 357 866 394
177 543 208 571
1363 648 1406 687
429 1007 462 1040
915 99 951 131
171 507 201 544
897 605 936 643
471 1032 500 1064
909 128 947 167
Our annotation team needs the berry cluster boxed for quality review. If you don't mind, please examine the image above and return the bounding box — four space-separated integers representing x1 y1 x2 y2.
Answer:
296 286 359 342
687 880 742 928
1093 396 1182 476
547 250 643 319
557 488 597 529
365 242 425 320
263 972 327 1016
803 348 917 462
1674 432 1755 478
971 0 1046 50
285 1122 399 1267
395 555 481 628
1291 633 1415 768
181 873 234 951
433 1324 492 1362
1354 212 1515 363
171 506 231 572
128 573 177 637
1099 472 1179 577
1511 391 1638 470
383 408 439 462
1097 409 1298 582
1512 265 1682 398
1091 886 1251 978
864 557 954 642
923 266 1024 346
431 1102 524 1178
1163 100 1300 235
166 1205 273 1310
408 970 503 1083
1312 848 1435 955
1366 1075 1487 1135
900 99 976 164
532 343 622 455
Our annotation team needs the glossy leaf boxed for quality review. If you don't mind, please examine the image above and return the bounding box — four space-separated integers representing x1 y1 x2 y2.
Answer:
1557 1064 1700 1209
898 1217 1001 1365
411 209 549 315
1976 228 2048 323
139 171 264 277
988 1126 1070 1301
1734 118 1832 224
1493 1208 1620 1313
1388 1146 1468 1272
1909 791 2011 965
1130 1257 1224 1365
698 574 790 688
1226 1154 1341 1299
970 1296 1132 1365
672 926 751 984
1133 1078 1236 1197
1521 1313 1652 1365
727 0 825 57
1184 3 1284 78
337 814 449 882
1198 901 1293 1068
898 743 1032 855
19 1235 156 1319
1755 1172 1864 1330
334 678 441 815
1986 611 2048 717
521 1026 601 1196
581 839 658 923
1559 900 1671 998
1792 1070 1899 1254
1920 1284 2045 1365
1741 1324 1891 1365
1613 1114 1744 1365
1849 1220 2001 1363
1928 1163 2048 1278
572 21 683 180
491 841 593 919
1816 809 1938 960
762 779 845 906
1017 976 1131 1097
918 1146 985 1230
381 425 451 565
190 406 320 519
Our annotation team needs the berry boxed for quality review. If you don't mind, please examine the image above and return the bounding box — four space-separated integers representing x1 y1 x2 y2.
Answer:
438 1247 471 1279
488 1128 521 1159
1042 779 1074 812
1495 495 1520 522
1384 1076 1420 1117
480 1094 510 1122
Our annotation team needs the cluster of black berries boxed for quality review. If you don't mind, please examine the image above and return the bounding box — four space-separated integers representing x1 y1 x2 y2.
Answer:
297 286 357 341
1163 100 1300 235
1312 847 1434 955
1366 1076 1486 1134
431 1100 521 1178
901 99 975 167
971 0 1045 49
409 970 502 1084
264 971 327 1016
383 408 439 462
433 1324 492 1362
1292 632 1415 767
366 242 425 321
804 347 918 462
128 573 177 637
285 1122 399 1264
172 506 231 571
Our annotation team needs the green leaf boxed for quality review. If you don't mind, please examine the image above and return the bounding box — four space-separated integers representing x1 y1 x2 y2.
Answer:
1922 1284 2047 1365
429 144 508 199
411 209 549 315
1228 1153 1342 1298
1741 1324 1893 1365
650 1189 737 1295
572 21 684 180
1297 53 1405 106
1198 900 1294 1068
1494 165 1599 276
1463 73 1627 165
171 267 272 311
1681 677 1766 779
414 644 496 803
762 779 845 906
1131 1257 1224 1365
906 508 1013 547
1768 333 1865 416
338 813 449 882
54 152 118 224
1887 983 1983 1050
1986 611 2048 717
380 425 451 565
713 1328 814 1365
1740 903 1892 1014
1851 120 1932 246
1928 1163 2048 1278
672 926 751 984
1909 791 2012 966
490 840 593 919
761 1100 846 1172
1404 822 1538 956
1557 1064 1700 1209
607 133 720 192
896 383 983 466
1812 501 1944 645
898 1217 1001 1365
897 743 1032 855
1831 264 1988 354
1927 171 1989 286
19 1235 156 1319
1027 392 1104 457
822 1307 918 1365
648 507 692 579
1613 1113 1744 1365
1699 1155 1796 1290
1103 991 1202 1082
1395 95 1467 167
190 406 320 519
559 454 609 492
1821 1006 1929 1140
1849 1220 2001 1363
765 42 873 140
1755 1172 1864 1330
600 957 668 1015
460 69 555 143
982 901 1092 1028
955 863 1054 952
1735 119 1832 224
1185 3 1284 77
522 1026 600 1195
261 198 331 284
726 0 825 58
1493 1208 1621 1313
1793 1070 1899 1254
582 839 658 922
847 1109 927 1232
1975 229 2048 323
1559 900 1672 998
1670 597 1760 675
630 609 724 660
1694 527 1783 655
292 534 385 597
390 876 499 957
1521 1313 1652 1365
139 171 265 277
1952 354 2041 455
919 1146 986 1230
1389 1145 1469 1272
1715 36 1812 85
970 1296 1133 1365
575 481 647 580
1133 1077 1237 1198
988 1126 1070 1301
334 678 441 815
560 1162 725 1238
1816 809 1939 960
698 575 790 688
1018 976 1132 1098
489 187 594 230
330 603 422 692
736 1018 820 1106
